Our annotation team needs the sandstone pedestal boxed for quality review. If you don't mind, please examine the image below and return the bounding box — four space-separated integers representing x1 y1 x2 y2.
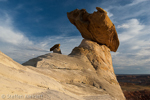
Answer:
23 39 125 100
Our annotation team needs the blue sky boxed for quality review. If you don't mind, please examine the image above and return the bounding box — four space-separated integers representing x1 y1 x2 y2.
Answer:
0 0 150 74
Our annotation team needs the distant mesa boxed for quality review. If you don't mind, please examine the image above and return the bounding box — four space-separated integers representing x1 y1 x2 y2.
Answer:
50 44 62 54
67 7 119 52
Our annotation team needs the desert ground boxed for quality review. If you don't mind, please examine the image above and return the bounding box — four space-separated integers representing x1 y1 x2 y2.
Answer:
117 75 150 100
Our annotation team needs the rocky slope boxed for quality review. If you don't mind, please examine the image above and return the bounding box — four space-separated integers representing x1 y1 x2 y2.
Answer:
0 39 125 100
22 39 125 100
0 7 125 100
0 51 81 100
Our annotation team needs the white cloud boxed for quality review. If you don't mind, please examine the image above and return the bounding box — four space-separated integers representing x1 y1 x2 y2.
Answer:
36 36 82 55
0 0 149 74
128 0 148 6
117 24 129 29
1 35 82 64
104 9 113 18
0 13 32 46
0 12 83 63
112 18 150 74
107 12 113 17
103 0 150 22
118 19 145 42
88 7 113 18
0 26 32 45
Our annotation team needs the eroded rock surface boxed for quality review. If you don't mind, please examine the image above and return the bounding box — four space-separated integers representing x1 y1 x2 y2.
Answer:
70 39 125 99
0 39 125 100
23 39 125 100
0 7 124 100
67 7 119 52
0 51 116 100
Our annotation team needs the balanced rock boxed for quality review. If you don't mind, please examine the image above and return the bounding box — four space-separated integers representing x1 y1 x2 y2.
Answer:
67 7 119 52
50 44 62 54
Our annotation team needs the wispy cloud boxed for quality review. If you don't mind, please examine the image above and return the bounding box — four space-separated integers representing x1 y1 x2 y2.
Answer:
104 0 150 22
112 18 150 74
0 0 149 74
117 19 145 42
117 24 129 29
0 13 33 46
0 11 82 63
94 0 150 74
128 0 148 6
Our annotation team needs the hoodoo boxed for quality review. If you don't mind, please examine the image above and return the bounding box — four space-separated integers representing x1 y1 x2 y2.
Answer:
0 7 125 100
67 7 119 52
50 44 62 54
